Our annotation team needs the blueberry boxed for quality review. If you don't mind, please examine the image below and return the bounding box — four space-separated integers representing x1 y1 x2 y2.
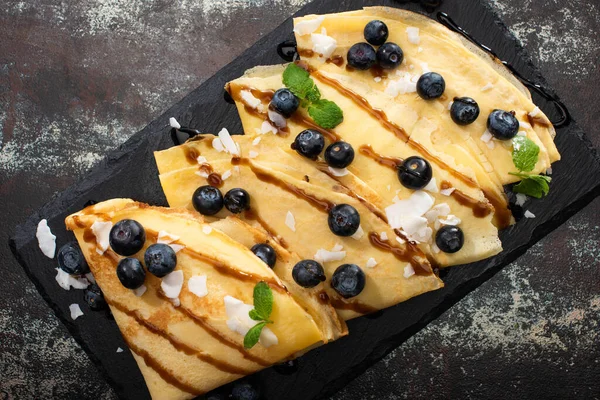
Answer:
144 244 177 278
487 109 519 140
273 359 299 375
116 258 146 289
328 204 360 237
331 264 366 299
397 156 433 189
270 88 299 118
347 43 377 70
364 20 389 46
291 129 325 160
292 260 326 288
223 188 251 214
84 284 107 311
325 141 354 169
435 225 464 253
251 243 276 269
376 42 404 69
109 219 146 256
416 72 446 100
57 242 90 275
230 381 260 400
192 185 224 216
450 97 480 125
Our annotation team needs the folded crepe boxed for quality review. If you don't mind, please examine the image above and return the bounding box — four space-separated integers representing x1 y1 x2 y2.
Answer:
65 199 346 399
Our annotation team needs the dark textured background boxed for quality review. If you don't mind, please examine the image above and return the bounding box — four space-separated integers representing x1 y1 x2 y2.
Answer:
1 0 599 399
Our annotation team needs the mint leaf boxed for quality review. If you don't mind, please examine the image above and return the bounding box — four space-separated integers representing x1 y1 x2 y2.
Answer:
509 172 551 198
282 64 320 101
243 322 267 349
512 136 540 172
308 99 344 129
253 281 273 321
249 309 264 321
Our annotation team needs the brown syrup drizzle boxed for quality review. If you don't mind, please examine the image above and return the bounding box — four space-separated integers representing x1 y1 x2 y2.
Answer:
244 209 290 249
359 144 403 169
207 172 223 188
329 297 378 315
368 232 432 276
326 55 344 67
183 146 200 164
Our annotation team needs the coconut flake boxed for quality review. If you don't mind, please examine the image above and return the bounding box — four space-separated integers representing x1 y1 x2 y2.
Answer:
116 347 124 353
480 129 493 143
406 27 421 44
520 121 532 129
481 82 494 92
36 219 56 259
188 275 208 298
161 270 184 299
439 214 461 226
386 191 434 229
294 16 325 36
133 285 147 297
55 268 89 290
424 203 450 223
420 62 430 73
248 151 259 159
311 33 337 59
423 177 438 193
396 235 406 245
440 187 455 196
240 90 263 111
546 166 553 175
196 155 208 165
524 210 536 219
517 131 527 137
222 170 232 180
252 137 262 146
328 166 349 177
169 244 185 253
366 258 378 268
374 76 382 83
529 107 541 117
380 232 388 241
314 248 346 264
195 170 209 178
202 225 213 235
69 304 83 320
169 117 181 129
212 136 225 152
224 296 278 347
404 265 415 278
91 221 112 255
285 211 296 232
515 193 528 207
268 109 287 128
260 120 278 135
351 225 365 240
432 242 441 254
217 128 240 156
447 101 454 111
157 230 180 245
418 46 423 53
385 73 417 96
486 140 496 149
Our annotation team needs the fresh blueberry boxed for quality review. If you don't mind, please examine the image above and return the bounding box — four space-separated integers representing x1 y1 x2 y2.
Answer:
416 72 446 100
116 258 146 289
84 283 107 311
273 359 299 375
487 109 519 140
397 156 433 190
331 264 366 298
376 42 404 69
192 185 224 216
57 242 90 275
364 20 389 46
291 129 325 160
230 381 260 400
109 219 146 256
435 225 464 253
270 88 299 118
328 204 360 237
325 141 355 169
144 244 177 278
251 243 276 269
223 188 251 214
292 260 326 288
450 97 480 125
347 43 377 70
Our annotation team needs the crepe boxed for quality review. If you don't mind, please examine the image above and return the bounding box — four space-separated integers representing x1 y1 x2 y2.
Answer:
65 199 345 399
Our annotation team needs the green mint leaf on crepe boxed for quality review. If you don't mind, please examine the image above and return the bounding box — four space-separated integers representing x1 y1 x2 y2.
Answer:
308 99 344 129
244 322 267 349
510 172 551 198
252 281 273 321
512 136 540 172
248 309 264 321
283 63 320 101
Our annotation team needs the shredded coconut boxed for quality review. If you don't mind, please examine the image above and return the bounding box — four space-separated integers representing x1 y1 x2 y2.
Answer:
69 304 83 320
285 211 296 232
366 258 377 268
169 117 181 129
524 210 536 219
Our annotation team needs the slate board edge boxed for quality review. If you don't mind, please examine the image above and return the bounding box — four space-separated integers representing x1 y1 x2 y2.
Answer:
8 0 600 398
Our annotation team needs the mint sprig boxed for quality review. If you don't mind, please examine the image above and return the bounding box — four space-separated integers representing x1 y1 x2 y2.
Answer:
510 136 551 198
509 172 551 199
243 281 274 349
282 63 343 129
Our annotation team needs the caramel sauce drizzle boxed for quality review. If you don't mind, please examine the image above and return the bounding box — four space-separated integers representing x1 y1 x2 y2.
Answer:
244 209 289 249
359 144 403 169
329 297 378 315
326 55 344 67
368 232 432 276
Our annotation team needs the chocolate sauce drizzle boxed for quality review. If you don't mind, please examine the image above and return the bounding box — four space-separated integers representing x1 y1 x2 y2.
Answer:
436 12 570 128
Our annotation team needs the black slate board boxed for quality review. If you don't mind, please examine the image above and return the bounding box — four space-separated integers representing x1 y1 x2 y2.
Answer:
9 0 600 399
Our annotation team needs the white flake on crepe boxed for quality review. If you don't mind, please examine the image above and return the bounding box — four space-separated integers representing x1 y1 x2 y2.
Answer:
404 265 415 279
268 109 287 128
366 258 377 268
328 166 349 177
486 140 496 150
161 270 184 299
423 177 438 193
331 243 343 252
480 129 493 143
481 82 494 92
374 77 382 83
170 298 181 307
252 137 262 146
314 244 346 263
409 64 415 70
212 136 225 152
240 90 263 111
195 170 209 178
529 107 541 117
447 101 454 110
515 193 528 207
420 62 430 73
260 120 278 135
55 268 89 290
224 296 278 348
202 225 213 235
517 131 527 137
418 47 423 53
85 273 96 284
169 244 185 253
440 187 455 196
351 225 364 240
157 230 180 244
188 275 208 298
432 242 441 254
396 236 406 245
406 27 421 44
222 170 232 180
36 219 56 258
386 191 435 243
380 232 388 241
546 167 553 175
524 210 536 219
293 16 324 36
385 73 417 96
169 117 181 129
520 121 532 129
217 128 240 156
439 214 461 226
116 347 124 353
387 184 391 191
196 155 208 164
248 151 259 159
424 203 451 223
320 27 327 35
91 221 112 255
392 194 400 203
233 166 240 174
285 211 296 232
133 285 147 297
69 304 83 320
311 33 337 59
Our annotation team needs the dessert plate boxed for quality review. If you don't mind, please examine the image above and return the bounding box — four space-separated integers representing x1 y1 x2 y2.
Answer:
9 0 600 399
